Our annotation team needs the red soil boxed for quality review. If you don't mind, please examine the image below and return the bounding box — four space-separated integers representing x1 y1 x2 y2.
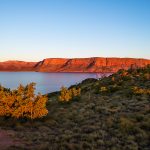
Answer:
0 129 20 150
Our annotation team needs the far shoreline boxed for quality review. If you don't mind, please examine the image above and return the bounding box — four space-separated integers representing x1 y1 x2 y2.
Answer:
0 71 114 73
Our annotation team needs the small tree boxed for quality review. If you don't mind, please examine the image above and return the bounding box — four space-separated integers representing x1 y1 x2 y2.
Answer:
27 94 48 119
0 87 14 117
59 87 81 102
0 83 48 120
59 87 72 102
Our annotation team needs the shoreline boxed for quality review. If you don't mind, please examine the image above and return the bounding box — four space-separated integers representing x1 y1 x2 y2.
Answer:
0 71 114 73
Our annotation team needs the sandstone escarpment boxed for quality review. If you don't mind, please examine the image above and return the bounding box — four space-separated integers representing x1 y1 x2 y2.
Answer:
0 57 150 72
35 57 150 72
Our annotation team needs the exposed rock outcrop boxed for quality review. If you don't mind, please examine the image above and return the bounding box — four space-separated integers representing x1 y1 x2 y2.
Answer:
0 57 150 72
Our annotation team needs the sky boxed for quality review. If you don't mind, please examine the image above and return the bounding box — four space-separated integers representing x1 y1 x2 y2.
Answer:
0 0 150 61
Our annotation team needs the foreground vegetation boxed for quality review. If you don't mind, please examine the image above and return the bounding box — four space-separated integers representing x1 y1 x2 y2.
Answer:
0 83 48 119
0 65 150 150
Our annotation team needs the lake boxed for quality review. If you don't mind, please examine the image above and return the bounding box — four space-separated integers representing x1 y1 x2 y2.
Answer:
0 72 111 94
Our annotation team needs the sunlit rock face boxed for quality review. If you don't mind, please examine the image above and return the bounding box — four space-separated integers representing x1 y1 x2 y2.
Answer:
0 57 150 72
0 61 37 71
35 57 150 72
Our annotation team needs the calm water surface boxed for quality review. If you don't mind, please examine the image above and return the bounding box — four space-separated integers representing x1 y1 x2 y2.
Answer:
0 72 110 94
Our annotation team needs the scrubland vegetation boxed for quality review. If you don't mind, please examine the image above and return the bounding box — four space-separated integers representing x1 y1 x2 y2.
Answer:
0 65 149 150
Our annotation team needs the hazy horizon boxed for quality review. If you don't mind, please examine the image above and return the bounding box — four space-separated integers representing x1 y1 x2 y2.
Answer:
0 0 150 61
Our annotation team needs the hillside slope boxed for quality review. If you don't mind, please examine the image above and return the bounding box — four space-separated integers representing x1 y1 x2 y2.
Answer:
0 65 149 150
0 61 37 71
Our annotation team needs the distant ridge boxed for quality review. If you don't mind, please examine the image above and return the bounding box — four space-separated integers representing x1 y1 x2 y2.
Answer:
0 57 150 72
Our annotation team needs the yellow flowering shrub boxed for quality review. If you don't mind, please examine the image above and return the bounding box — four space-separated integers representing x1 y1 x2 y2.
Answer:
0 83 48 119
132 86 150 95
59 87 81 102
100 86 108 92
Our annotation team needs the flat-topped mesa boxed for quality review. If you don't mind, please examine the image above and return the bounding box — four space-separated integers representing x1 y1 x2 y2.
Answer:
34 57 150 72
0 57 150 72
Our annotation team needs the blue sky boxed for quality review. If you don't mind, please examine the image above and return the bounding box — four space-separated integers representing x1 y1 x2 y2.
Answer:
0 0 150 61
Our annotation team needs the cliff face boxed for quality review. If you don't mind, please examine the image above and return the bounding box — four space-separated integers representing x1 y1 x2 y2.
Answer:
35 58 68 72
35 57 150 72
0 58 150 72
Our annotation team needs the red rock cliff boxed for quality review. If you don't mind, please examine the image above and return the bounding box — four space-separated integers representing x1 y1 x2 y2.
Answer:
0 57 150 72
0 61 37 71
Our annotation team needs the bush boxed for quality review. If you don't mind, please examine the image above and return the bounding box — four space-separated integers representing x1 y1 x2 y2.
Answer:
100 87 108 92
0 83 48 120
109 84 121 93
132 86 150 95
59 87 81 102
143 73 150 80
